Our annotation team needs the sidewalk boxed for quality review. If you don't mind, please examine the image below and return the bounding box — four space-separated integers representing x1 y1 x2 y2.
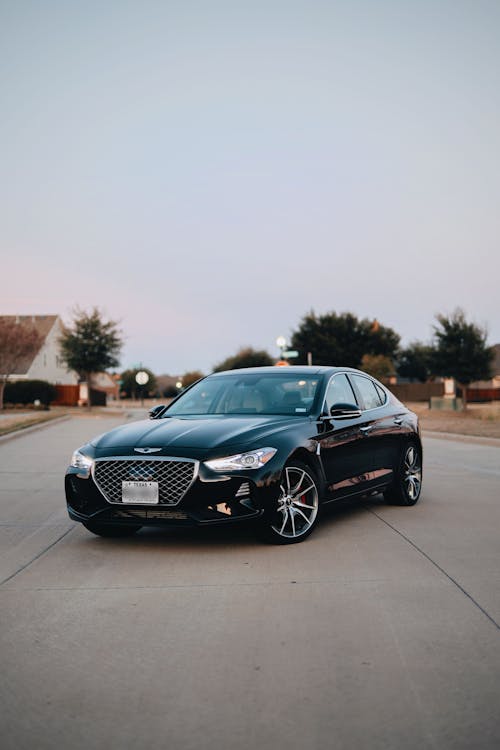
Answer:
409 401 500 440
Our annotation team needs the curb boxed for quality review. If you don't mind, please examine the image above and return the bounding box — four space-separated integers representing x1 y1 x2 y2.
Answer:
0 415 72 444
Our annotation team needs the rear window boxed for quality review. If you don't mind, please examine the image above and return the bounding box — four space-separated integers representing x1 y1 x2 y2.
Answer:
350 375 384 410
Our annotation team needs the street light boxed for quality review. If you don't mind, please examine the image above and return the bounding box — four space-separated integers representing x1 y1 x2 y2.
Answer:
135 370 149 407
275 335 300 366
276 336 287 359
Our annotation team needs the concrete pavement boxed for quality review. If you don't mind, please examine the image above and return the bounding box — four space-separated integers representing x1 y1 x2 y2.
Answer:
0 417 499 749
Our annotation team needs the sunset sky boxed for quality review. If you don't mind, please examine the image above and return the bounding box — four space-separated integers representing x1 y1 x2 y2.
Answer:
2 0 499 374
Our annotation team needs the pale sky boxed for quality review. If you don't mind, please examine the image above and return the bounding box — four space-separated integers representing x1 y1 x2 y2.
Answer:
2 0 499 375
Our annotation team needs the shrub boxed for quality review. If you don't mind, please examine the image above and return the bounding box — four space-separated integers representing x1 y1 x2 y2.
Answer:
4 380 57 406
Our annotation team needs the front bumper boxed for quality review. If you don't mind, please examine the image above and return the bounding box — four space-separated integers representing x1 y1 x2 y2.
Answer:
65 462 279 528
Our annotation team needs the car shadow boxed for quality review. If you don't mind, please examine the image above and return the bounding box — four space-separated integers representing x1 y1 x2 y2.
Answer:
80 492 388 549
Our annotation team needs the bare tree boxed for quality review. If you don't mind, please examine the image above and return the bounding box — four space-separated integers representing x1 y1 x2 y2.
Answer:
180 370 205 388
0 318 42 409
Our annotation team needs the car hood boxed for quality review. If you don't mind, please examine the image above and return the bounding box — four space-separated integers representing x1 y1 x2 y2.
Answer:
90 415 310 457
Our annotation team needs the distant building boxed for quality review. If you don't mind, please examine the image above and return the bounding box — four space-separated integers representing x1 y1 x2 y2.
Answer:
0 314 78 385
91 371 120 401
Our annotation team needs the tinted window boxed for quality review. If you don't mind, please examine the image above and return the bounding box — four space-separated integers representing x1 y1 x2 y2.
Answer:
350 375 383 410
324 374 357 412
375 383 387 405
165 373 320 416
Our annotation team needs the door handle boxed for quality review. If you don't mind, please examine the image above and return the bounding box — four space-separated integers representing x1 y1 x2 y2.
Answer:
393 417 403 426
360 425 373 433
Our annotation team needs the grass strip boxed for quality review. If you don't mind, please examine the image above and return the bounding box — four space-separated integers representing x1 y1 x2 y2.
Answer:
0 412 68 437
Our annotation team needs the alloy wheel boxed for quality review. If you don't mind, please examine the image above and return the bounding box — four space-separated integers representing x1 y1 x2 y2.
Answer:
271 465 319 540
403 445 422 501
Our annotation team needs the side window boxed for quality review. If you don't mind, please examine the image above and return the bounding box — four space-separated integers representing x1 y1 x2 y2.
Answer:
375 383 387 405
324 374 357 413
350 375 383 410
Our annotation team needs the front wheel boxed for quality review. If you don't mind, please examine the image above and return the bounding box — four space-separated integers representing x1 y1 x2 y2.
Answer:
82 520 142 537
258 460 321 544
384 442 422 506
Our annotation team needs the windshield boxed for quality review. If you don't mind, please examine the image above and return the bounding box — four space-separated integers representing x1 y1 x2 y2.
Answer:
165 373 320 417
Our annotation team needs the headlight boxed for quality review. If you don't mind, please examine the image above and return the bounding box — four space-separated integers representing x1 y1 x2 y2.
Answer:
70 450 94 476
204 447 277 472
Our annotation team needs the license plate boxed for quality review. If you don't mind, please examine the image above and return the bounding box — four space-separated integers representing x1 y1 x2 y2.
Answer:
122 481 159 504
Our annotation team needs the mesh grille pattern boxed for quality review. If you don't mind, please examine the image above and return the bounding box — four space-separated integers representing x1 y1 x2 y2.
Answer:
94 459 197 506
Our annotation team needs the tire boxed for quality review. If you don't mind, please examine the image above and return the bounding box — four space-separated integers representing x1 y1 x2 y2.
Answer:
384 441 422 506
258 460 321 544
82 520 142 538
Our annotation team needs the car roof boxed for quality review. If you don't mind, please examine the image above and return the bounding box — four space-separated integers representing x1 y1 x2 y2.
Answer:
209 366 365 377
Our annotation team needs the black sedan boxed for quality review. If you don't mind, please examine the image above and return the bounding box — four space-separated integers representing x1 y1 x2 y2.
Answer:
65 366 423 544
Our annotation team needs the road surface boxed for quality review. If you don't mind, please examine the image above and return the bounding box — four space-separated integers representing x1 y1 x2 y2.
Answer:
0 415 499 750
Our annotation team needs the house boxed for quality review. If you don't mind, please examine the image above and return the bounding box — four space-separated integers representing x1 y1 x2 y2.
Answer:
88 371 120 401
0 315 78 385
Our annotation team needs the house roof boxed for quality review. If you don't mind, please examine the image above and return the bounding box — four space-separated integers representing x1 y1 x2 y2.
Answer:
0 315 59 374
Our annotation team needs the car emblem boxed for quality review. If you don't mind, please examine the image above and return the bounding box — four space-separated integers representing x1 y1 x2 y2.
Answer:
134 447 162 454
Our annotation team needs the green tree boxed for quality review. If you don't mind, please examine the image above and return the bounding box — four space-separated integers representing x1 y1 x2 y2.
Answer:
120 368 158 399
0 317 43 410
290 311 400 367
396 342 434 383
213 347 274 372
361 354 394 382
59 308 122 410
431 308 494 410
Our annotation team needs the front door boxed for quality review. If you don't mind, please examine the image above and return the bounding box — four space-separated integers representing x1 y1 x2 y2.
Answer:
317 373 374 499
347 374 400 492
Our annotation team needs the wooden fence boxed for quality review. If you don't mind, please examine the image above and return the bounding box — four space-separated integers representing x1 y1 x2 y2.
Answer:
462 387 500 403
53 385 79 406
387 383 500 403
386 382 444 402
52 385 107 406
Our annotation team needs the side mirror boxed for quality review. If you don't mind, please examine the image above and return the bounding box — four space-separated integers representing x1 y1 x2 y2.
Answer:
149 405 166 419
328 402 362 420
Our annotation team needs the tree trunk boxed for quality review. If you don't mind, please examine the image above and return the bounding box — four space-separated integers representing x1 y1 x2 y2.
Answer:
459 382 468 411
85 372 93 411
0 379 5 411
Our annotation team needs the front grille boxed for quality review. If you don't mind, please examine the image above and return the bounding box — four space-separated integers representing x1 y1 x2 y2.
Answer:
93 458 198 506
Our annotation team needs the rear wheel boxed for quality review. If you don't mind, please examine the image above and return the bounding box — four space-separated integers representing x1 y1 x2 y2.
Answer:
258 460 321 544
384 442 422 506
82 521 142 537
